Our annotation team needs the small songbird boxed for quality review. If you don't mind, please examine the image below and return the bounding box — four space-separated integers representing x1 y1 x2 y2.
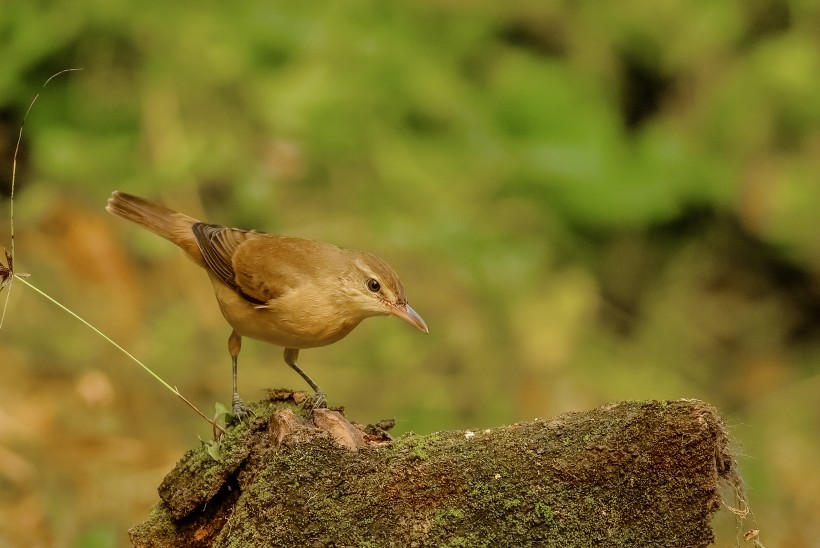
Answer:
106 191 428 418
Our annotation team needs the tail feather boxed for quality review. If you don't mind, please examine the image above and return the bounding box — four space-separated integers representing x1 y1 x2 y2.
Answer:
106 191 205 265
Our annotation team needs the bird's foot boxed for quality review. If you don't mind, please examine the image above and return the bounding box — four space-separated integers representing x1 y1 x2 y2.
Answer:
230 394 254 423
310 390 328 410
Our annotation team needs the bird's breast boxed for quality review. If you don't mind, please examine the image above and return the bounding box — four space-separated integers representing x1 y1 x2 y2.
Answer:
209 276 362 349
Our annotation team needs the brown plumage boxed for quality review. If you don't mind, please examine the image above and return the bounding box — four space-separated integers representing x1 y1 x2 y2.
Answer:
106 191 427 416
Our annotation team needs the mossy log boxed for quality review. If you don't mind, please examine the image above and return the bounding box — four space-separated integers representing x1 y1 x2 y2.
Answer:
129 393 743 547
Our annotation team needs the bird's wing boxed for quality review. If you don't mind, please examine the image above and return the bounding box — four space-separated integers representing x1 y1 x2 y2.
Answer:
231 236 333 305
191 223 267 304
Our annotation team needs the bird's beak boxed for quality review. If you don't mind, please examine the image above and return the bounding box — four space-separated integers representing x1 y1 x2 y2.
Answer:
390 302 429 334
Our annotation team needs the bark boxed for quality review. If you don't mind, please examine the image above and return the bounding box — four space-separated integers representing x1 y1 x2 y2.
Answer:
129 393 745 547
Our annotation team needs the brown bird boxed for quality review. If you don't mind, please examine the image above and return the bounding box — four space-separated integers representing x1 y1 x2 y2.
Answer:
106 191 428 418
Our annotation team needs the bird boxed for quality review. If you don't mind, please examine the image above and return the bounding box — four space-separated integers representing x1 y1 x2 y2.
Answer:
105 191 428 418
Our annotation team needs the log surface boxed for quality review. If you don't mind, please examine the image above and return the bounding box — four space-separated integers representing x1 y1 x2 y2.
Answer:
130 396 740 547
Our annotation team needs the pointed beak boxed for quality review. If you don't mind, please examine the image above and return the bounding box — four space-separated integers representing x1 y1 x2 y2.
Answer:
389 302 429 334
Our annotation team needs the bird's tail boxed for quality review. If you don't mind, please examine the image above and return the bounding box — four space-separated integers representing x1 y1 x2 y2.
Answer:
106 191 204 264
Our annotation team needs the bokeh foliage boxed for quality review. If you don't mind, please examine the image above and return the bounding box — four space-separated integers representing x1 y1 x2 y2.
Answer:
1 0 819 546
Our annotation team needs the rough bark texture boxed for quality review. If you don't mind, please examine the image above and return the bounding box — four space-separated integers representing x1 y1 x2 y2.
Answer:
130 394 743 547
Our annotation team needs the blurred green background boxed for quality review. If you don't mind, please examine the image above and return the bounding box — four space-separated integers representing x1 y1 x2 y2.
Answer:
1 0 819 546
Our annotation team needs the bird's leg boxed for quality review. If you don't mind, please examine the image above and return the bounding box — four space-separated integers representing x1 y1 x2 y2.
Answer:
228 330 252 421
283 348 326 409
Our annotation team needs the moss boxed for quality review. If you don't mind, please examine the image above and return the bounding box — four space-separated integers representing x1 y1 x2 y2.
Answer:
534 502 554 523
468 481 490 497
388 431 443 462
441 536 472 547
409 446 429 461
433 507 465 527
503 498 521 510
131 399 741 547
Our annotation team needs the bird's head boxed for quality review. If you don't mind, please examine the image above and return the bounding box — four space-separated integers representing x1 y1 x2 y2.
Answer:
339 251 428 334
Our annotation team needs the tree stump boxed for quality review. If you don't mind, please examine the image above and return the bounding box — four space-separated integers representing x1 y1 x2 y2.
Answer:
130 393 745 547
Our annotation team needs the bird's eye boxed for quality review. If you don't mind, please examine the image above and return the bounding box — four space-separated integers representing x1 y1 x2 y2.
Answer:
366 278 381 292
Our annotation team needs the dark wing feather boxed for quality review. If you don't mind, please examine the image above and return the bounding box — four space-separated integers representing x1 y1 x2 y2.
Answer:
192 223 266 304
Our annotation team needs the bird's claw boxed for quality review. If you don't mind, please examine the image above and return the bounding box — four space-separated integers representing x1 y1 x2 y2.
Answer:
231 394 254 423
311 391 328 411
